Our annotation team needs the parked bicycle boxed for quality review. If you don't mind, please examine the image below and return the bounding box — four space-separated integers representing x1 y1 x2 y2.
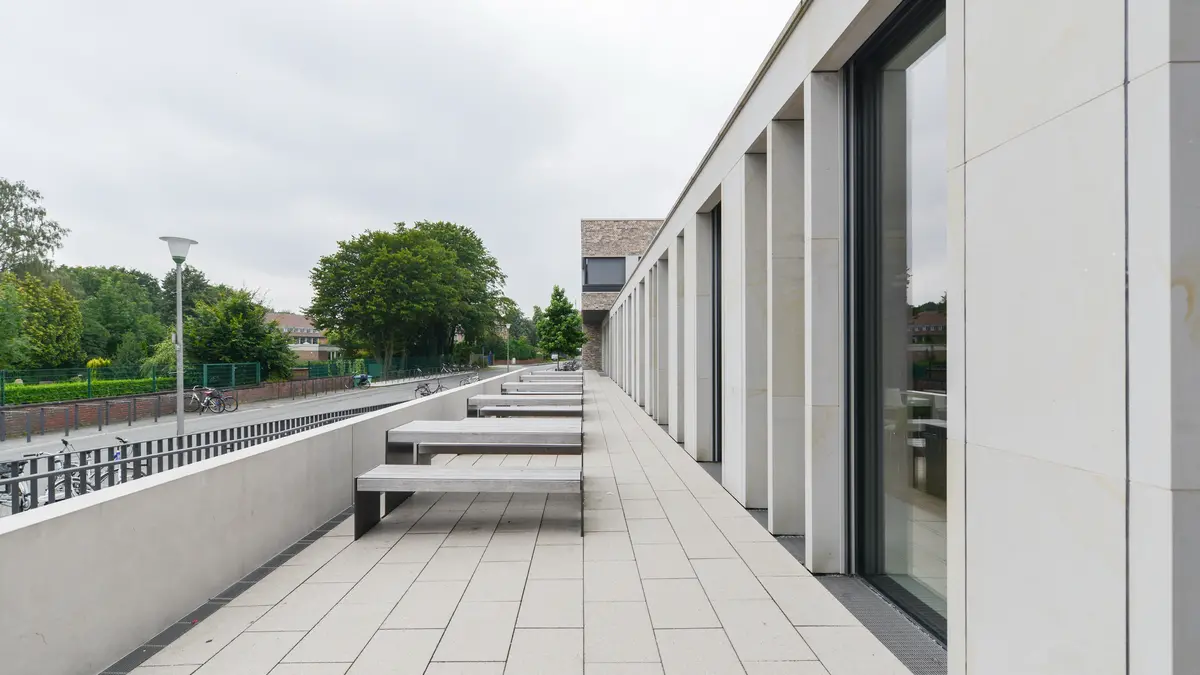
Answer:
184 385 224 414
217 389 239 412
415 379 448 397
346 373 372 389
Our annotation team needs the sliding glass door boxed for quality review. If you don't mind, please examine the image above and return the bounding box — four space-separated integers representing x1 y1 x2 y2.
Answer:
847 0 948 639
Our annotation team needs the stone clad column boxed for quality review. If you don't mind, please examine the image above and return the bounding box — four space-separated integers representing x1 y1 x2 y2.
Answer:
668 236 683 441
656 256 670 425
804 72 847 574
683 214 714 461
767 119 806 535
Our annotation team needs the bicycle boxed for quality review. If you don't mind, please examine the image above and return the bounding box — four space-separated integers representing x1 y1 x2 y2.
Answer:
185 386 225 414
415 382 433 397
345 374 372 390
218 389 239 412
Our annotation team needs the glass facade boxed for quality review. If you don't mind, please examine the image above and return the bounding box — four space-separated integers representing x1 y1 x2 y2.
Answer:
848 0 948 639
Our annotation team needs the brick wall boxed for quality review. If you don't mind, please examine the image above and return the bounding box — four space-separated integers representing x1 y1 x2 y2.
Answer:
581 219 661 257
582 323 604 372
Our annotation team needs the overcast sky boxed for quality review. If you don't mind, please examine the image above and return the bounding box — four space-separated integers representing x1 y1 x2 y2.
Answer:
0 0 797 315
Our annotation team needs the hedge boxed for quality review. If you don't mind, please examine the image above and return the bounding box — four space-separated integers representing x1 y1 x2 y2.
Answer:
1 377 177 406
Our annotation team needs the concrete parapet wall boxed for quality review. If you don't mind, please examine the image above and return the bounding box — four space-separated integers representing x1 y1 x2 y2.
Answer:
0 368 527 675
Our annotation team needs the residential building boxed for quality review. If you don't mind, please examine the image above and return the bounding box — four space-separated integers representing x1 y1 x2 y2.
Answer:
580 218 660 370
266 312 341 361
593 0 1200 673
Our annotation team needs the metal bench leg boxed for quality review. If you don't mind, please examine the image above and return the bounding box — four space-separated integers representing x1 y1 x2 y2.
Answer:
354 487 381 540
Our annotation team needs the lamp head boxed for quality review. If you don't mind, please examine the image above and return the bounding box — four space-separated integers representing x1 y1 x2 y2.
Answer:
159 236 198 265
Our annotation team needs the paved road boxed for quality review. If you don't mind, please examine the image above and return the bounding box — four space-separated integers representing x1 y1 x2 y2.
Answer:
0 372 492 462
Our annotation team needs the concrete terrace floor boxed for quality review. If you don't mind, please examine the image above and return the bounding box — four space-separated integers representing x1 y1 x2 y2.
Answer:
127 373 912 675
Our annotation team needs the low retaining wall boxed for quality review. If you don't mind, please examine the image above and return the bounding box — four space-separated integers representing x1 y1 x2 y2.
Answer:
0 368 527 675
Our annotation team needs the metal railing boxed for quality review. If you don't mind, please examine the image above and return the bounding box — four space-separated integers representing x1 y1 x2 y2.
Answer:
0 373 360 443
0 399 401 516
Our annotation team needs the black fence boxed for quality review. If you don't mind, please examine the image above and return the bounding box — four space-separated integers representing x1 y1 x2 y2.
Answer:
0 400 401 516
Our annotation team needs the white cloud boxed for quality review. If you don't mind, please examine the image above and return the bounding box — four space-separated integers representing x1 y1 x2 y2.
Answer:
0 0 797 313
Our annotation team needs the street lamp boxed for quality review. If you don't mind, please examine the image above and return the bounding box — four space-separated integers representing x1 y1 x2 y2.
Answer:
160 236 198 436
505 323 511 372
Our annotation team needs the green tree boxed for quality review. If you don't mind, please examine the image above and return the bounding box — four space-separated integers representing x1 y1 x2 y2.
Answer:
0 179 69 278
503 303 536 345
183 290 297 380
112 331 147 369
307 227 462 374
16 275 83 368
536 286 586 358
80 276 156 357
531 305 543 346
159 264 214 323
0 272 28 368
409 221 507 355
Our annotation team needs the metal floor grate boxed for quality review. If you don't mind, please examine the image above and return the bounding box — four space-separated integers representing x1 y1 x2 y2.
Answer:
817 575 948 675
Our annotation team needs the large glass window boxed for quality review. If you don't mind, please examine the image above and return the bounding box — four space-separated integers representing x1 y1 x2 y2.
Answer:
848 0 948 639
583 257 626 290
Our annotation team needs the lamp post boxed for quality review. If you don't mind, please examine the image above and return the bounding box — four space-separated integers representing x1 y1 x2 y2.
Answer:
160 236 198 436
505 324 511 372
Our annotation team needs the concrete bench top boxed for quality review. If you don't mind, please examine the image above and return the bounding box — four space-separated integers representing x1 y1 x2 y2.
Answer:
387 417 582 446
469 394 582 407
521 373 583 380
479 405 583 417
502 382 584 394
356 465 581 493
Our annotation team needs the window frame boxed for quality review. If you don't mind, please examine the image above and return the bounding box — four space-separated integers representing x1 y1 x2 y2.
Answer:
582 257 627 292
844 0 949 641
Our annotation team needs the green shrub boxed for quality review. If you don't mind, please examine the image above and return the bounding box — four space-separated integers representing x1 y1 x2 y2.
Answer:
2 376 175 406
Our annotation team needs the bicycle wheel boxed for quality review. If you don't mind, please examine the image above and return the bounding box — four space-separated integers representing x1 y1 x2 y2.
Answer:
184 395 200 413
222 394 239 412
206 397 226 414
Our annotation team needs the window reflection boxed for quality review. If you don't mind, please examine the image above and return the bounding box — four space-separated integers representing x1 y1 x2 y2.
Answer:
876 19 948 621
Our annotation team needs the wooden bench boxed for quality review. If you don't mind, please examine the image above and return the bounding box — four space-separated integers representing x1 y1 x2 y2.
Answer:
467 394 582 416
479 405 583 418
354 465 582 538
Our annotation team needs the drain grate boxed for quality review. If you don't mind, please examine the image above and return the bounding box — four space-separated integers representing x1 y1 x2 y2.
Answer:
817 575 948 675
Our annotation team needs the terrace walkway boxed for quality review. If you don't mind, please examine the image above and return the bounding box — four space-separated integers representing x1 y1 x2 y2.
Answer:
124 374 911 675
